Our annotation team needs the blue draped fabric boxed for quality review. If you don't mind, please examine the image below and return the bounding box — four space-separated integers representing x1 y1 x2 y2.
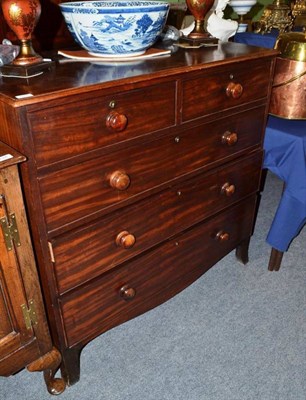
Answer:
234 32 306 252
264 117 306 251
234 31 278 48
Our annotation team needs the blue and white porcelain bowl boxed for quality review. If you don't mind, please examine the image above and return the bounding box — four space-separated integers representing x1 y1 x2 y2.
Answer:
60 0 170 58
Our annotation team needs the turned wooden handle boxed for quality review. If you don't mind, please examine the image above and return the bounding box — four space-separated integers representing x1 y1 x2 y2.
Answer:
222 131 238 146
116 230 136 249
226 82 243 99
106 110 128 132
109 170 130 190
119 285 136 300
215 231 230 242
221 182 236 197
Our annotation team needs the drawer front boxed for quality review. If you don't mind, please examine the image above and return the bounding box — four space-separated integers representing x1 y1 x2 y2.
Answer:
60 196 256 347
52 151 263 294
182 59 272 122
28 82 176 167
39 106 265 232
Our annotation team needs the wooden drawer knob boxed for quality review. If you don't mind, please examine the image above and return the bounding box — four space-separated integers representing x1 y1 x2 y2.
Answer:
116 230 136 249
106 111 128 132
109 170 130 190
221 182 236 197
226 82 243 99
222 131 238 146
215 231 230 242
119 285 136 300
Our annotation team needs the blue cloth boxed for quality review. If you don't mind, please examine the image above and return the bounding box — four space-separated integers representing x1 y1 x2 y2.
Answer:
234 31 278 48
264 116 306 252
234 32 306 252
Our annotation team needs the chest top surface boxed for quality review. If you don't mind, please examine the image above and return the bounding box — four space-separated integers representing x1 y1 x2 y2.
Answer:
0 42 277 106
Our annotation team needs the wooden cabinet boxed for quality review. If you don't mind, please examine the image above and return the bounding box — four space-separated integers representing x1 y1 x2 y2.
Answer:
0 43 277 391
0 142 65 395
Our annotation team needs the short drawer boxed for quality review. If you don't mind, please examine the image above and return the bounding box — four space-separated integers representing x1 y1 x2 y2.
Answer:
182 59 272 122
39 106 265 232
60 196 256 347
28 82 176 167
52 151 263 294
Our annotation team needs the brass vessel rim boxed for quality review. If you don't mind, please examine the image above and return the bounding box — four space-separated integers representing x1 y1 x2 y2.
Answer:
275 32 306 62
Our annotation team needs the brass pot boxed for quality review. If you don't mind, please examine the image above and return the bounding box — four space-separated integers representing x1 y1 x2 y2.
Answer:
269 32 306 119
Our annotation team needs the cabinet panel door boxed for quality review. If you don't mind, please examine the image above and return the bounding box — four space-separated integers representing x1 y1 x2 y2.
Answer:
0 196 40 375
0 145 65 393
0 156 53 376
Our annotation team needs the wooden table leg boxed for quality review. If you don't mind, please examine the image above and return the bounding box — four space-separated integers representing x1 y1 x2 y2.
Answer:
268 248 284 271
235 237 250 265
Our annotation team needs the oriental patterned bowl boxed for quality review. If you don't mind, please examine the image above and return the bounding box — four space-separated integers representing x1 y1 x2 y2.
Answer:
60 0 169 58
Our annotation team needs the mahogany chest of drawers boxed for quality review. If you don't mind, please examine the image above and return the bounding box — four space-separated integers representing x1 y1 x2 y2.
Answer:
0 42 277 388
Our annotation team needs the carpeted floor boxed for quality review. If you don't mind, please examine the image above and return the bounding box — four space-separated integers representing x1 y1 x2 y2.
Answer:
1 171 305 400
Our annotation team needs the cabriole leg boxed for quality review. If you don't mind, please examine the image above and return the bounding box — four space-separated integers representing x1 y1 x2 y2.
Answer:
27 346 66 395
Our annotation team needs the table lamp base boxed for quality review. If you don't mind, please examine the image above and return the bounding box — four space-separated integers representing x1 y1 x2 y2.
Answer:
178 35 219 48
0 60 55 78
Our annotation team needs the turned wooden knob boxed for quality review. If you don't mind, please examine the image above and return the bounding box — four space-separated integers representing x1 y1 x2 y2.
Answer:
119 285 136 300
116 230 136 248
106 111 128 132
109 170 130 190
226 82 243 99
215 231 230 242
222 131 238 146
221 182 236 197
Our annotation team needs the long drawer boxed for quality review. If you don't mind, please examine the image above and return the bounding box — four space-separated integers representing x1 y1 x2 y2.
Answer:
181 59 272 122
52 151 263 294
39 106 265 233
27 82 176 168
59 195 257 347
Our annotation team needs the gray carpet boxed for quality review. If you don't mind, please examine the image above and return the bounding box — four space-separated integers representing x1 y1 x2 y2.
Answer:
1 171 306 400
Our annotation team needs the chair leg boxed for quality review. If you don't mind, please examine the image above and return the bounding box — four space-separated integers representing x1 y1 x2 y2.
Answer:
268 248 284 271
